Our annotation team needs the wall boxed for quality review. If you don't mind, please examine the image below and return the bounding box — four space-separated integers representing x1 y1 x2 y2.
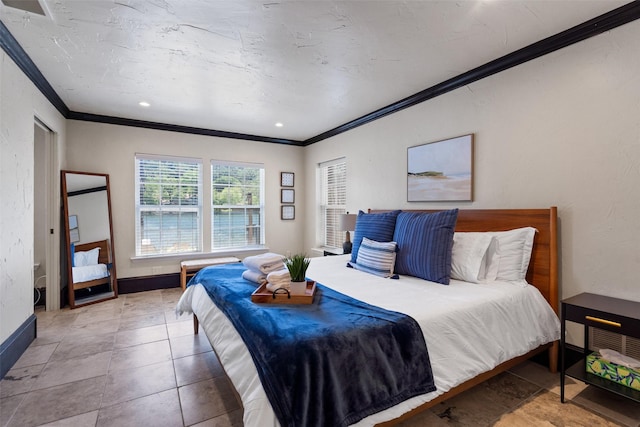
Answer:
65 121 305 279
5 12 639 352
0 51 66 343
67 190 110 245
303 19 640 340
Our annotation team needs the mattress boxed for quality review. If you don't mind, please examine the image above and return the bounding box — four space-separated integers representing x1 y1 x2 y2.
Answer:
176 254 560 426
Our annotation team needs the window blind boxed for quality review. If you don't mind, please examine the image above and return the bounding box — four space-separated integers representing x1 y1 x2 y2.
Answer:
319 158 347 248
135 154 203 256
211 160 265 249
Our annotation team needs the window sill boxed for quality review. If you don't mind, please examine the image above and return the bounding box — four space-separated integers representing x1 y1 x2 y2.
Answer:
130 246 269 262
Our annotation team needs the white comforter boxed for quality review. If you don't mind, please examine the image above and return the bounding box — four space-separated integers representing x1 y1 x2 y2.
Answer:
72 264 108 284
176 255 560 427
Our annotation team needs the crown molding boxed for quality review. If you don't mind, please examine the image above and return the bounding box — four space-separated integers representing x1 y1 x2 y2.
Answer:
303 1 640 145
0 20 69 117
67 111 303 146
3 2 640 146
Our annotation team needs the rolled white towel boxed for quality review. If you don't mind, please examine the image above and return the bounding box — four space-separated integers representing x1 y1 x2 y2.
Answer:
266 268 291 287
242 253 285 274
266 282 288 292
242 269 266 285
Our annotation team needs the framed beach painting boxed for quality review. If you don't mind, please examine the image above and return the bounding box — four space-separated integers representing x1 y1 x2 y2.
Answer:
407 134 474 202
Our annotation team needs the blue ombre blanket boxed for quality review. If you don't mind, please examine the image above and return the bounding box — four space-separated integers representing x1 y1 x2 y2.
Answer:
190 263 436 427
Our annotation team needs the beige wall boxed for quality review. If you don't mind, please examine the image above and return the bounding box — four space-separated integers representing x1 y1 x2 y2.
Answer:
3 16 640 350
67 190 111 245
65 121 305 279
304 21 640 317
1 51 66 343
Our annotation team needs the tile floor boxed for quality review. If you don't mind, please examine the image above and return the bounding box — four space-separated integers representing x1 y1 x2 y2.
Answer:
0 288 639 427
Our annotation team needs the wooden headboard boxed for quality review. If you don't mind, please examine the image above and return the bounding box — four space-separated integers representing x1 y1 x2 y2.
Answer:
369 208 558 314
74 239 111 265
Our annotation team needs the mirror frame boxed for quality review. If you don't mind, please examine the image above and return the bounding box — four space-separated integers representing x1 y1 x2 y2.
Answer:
61 170 118 308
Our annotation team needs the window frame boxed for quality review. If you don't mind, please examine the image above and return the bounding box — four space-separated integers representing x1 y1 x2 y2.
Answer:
134 153 203 257
211 160 265 250
318 158 347 249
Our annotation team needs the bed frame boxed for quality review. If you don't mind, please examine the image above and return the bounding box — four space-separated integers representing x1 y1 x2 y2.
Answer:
370 207 559 426
188 207 559 426
72 239 111 290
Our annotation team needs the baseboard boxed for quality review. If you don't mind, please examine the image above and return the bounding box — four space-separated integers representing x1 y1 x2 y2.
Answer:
0 314 37 379
117 273 180 294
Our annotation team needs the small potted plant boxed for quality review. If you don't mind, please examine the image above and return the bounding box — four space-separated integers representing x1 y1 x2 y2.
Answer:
284 253 311 295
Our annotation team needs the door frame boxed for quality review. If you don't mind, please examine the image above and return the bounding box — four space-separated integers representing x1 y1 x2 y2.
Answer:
34 117 60 311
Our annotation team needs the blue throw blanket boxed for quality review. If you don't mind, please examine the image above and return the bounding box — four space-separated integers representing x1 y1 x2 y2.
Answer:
190 263 436 427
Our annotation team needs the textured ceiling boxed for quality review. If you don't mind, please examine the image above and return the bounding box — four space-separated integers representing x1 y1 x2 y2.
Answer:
0 0 630 141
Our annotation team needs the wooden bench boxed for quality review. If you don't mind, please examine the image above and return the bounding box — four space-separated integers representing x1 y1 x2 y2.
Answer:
180 257 240 290
180 257 240 334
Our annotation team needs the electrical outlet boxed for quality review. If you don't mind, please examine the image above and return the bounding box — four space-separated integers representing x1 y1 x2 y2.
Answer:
151 266 162 275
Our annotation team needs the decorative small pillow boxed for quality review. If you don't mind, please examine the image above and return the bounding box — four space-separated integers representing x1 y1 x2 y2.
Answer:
350 210 401 264
488 227 537 282
450 232 495 283
74 247 100 267
349 237 398 278
393 209 458 285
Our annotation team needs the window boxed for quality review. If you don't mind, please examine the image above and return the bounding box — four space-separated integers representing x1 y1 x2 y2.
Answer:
211 161 264 249
319 158 347 248
135 154 202 256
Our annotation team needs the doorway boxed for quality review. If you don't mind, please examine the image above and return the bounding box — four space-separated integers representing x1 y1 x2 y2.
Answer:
33 118 59 311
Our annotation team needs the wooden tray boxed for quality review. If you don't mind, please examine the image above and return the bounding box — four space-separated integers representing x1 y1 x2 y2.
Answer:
251 280 317 304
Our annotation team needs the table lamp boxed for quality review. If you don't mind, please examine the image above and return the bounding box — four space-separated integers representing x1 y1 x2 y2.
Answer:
339 213 357 254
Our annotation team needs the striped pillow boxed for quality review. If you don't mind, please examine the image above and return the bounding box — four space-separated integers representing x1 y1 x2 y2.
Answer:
393 209 458 285
350 210 401 264
351 237 398 278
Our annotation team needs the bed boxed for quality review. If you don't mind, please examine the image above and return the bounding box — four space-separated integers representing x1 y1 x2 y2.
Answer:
70 239 111 290
176 207 560 426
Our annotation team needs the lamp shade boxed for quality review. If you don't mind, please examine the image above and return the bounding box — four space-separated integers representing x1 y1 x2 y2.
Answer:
339 213 357 232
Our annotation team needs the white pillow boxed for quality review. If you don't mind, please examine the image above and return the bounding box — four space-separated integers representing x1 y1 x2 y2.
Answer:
349 237 397 278
478 236 499 282
450 232 495 283
74 247 100 267
487 227 537 282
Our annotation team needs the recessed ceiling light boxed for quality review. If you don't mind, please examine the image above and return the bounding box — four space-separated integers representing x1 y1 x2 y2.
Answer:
139 101 150 107
275 122 283 127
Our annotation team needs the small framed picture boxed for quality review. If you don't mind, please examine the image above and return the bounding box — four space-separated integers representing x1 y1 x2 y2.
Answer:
69 228 80 243
68 215 80 242
281 189 295 204
281 205 295 220
281 172 295 187
69 215 78 229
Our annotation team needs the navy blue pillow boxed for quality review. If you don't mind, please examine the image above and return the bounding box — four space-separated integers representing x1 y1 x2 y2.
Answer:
350 210 401 264
393 209 458 285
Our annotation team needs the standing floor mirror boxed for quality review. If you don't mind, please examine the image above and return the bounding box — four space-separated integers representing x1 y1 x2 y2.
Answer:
62 170 118 308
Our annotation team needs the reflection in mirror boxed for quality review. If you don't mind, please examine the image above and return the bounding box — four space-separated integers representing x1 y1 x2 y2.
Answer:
61 170 117 308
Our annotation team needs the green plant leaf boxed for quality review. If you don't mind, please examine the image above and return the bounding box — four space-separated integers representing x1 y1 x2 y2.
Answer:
284 253 311 282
